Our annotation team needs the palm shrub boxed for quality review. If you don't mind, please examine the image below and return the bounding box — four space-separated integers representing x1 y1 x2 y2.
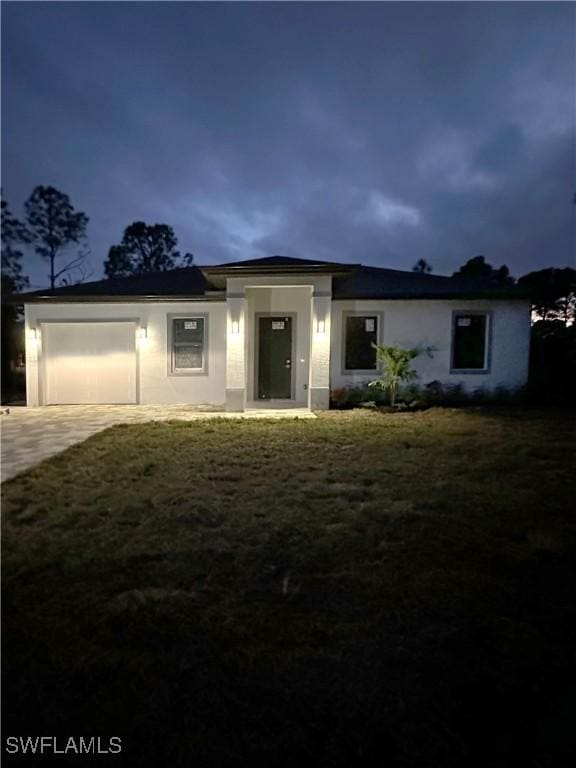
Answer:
369 344 422 407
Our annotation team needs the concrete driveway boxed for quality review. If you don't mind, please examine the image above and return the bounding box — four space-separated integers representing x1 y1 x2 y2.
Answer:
1 404 314 482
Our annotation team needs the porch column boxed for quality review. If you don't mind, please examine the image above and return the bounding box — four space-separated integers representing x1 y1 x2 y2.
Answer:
309 293 331 410
25 308 40 407
226 293 247 411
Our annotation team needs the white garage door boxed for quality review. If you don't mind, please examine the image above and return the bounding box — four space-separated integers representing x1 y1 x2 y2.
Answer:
42 322 137 405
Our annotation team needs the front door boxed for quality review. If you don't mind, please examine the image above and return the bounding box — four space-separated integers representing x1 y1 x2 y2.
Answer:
257 316 293 399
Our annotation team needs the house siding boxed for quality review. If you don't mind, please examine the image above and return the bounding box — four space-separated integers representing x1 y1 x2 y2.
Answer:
330 299 531 392
24 291 531 409
25 302 227 407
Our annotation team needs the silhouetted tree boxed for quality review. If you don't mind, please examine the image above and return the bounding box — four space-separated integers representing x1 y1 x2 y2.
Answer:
25 186 90 289
1 196 31 293
518 267 576 325
104 221 194 279
453 255 514 285
412 258 433 274
517 266 576 405
1 195 30 403
527 319 576 405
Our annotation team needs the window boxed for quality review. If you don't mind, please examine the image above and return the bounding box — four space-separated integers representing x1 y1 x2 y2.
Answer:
451 313 489 371
344 314 379 371
170 317 206 374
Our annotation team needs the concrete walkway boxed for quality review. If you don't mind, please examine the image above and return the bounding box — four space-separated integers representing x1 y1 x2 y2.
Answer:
1 404 315 482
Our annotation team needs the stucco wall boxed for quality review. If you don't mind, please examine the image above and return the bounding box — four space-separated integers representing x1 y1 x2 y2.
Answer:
25 302 227 406
330 299 531 392
25 294 531 407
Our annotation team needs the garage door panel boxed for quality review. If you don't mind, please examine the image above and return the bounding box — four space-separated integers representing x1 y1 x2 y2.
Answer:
43 322 137 405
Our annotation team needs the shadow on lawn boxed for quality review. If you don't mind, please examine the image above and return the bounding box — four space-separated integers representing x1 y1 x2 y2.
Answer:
3 552 575 767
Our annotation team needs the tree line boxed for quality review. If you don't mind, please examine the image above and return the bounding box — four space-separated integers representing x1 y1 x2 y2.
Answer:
413 256 575 326
1 184 575 327
1 186 194 293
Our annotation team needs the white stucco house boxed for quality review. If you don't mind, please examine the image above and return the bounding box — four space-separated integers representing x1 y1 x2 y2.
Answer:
18 256 531 411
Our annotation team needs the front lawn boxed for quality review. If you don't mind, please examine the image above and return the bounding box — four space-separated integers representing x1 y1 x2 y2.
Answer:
2 409 575 767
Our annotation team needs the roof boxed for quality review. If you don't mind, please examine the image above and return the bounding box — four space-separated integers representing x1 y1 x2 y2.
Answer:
13 266 215 302
333 266 528 300
11 256 528 302
207 255 342 268
202 254 356 276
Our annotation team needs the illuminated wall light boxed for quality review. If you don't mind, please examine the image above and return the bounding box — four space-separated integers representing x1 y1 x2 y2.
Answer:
139 327 148 340
316 319 326 335
231 320 240 335
29 327 39 341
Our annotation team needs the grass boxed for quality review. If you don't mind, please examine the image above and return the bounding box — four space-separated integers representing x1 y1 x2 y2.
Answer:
2 408 576 767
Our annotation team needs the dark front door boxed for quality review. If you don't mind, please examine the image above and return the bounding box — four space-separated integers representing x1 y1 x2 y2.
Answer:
257 316 293 399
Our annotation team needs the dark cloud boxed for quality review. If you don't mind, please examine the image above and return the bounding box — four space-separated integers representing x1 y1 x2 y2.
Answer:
2 1 574 288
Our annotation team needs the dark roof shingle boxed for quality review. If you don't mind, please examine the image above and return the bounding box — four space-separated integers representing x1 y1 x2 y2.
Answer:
15 266 212 301
334 266 527 299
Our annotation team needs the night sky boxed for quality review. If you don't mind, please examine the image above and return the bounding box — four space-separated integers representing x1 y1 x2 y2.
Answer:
2 1 575 289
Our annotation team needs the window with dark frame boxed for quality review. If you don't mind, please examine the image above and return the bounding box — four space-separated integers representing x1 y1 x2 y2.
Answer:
452 313 488 370
344 315 378 370
171 317 205 372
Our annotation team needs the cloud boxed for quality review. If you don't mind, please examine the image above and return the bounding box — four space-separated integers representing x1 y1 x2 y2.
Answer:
358 191 421 228
1 1 573 287
418 131 498 191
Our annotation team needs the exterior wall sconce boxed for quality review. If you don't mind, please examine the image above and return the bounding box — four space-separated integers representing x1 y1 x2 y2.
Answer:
31 327 39 340
231 320 240 335
316 319 326 334
139 327 148 340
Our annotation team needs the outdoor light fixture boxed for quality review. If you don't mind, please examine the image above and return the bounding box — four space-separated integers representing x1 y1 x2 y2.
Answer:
139 327 148 340
316 319 326 334
31 327 39 340
231 320 240 335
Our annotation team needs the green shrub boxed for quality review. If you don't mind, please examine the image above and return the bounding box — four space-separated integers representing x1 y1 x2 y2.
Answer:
330 388 351 408
369 344 423 407
422 380 527 407
330 386 368 409
332 380 528 411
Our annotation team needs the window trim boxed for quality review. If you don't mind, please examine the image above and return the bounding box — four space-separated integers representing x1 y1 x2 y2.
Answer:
167 313 209 377
341 311 383 375
450 310 492 374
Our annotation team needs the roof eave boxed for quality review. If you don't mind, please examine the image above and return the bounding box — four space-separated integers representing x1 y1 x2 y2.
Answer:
10 292 225 304
333 292 530 301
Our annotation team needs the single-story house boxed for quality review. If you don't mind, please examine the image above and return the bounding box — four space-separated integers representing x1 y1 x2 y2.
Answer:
18 256 531 411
